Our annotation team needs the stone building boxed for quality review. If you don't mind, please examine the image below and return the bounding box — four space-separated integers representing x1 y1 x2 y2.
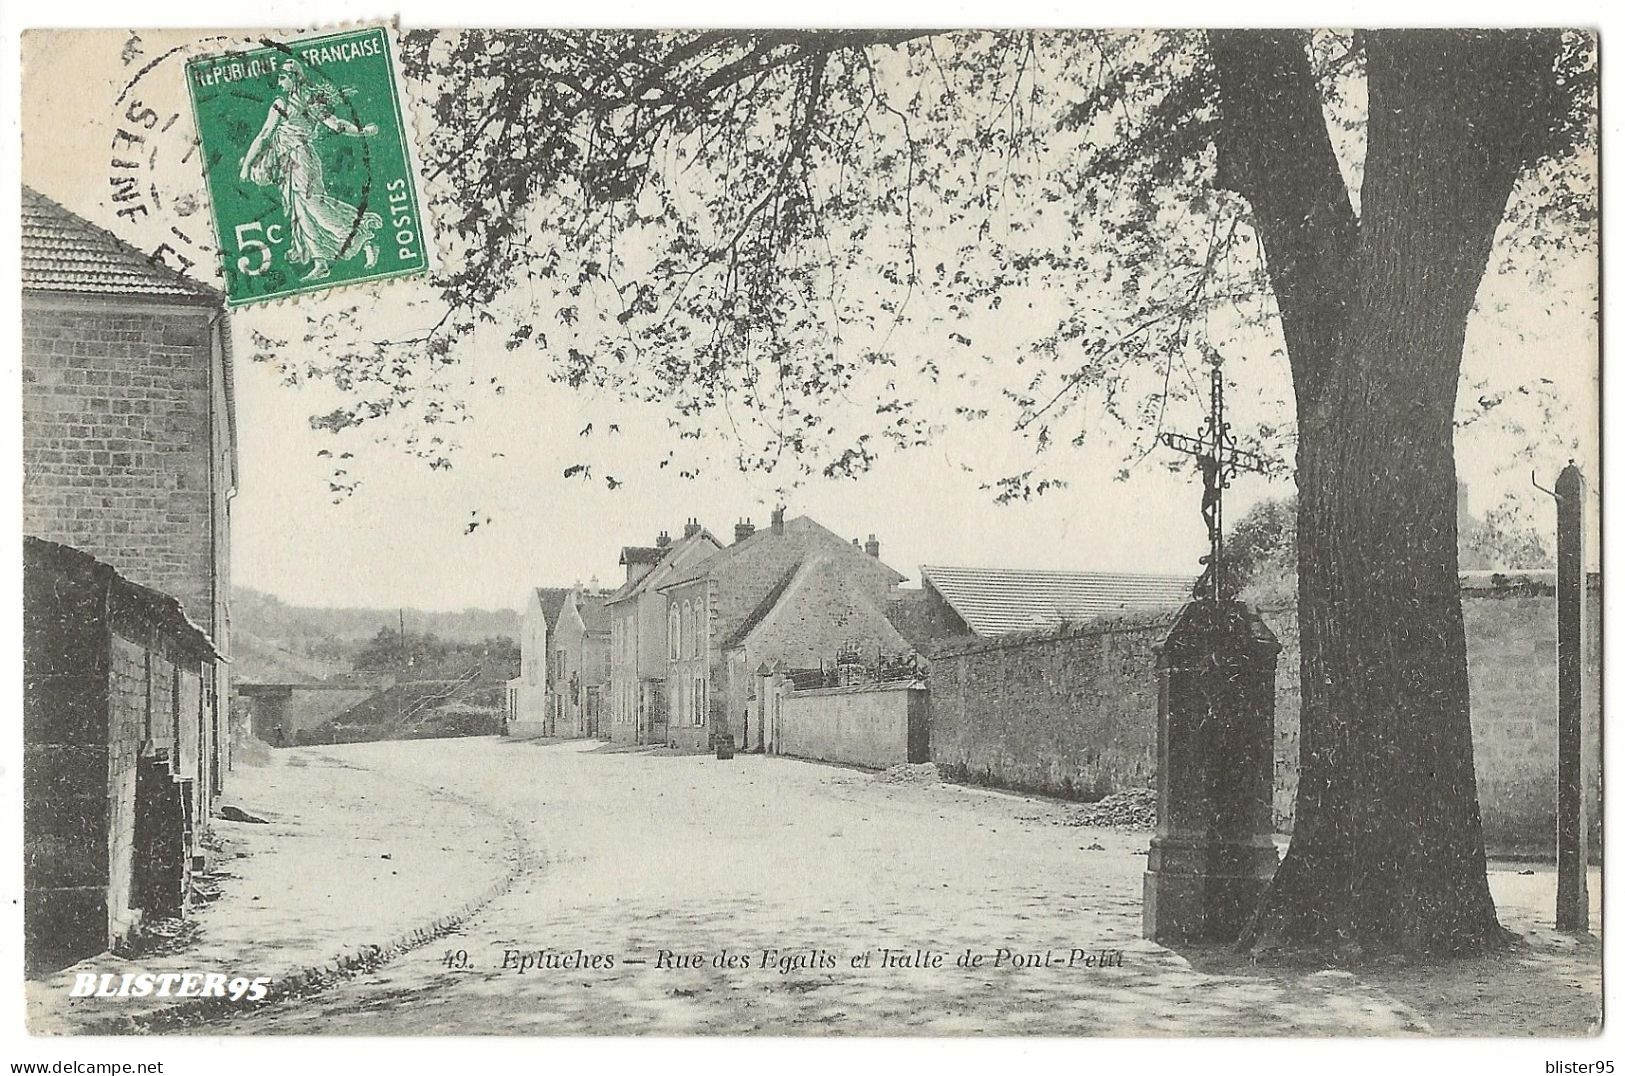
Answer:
550 588 612 738
605 522 722 745
22 187 236 648
21 186 236 970
23 540 222 972
723 554 915 754
655 510 903 752
505 586 571 737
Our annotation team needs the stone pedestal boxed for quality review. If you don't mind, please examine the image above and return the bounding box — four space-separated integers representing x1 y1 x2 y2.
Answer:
1143 599 1281 945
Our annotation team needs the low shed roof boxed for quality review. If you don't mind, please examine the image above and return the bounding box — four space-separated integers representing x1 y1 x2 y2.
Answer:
920 564 1193 637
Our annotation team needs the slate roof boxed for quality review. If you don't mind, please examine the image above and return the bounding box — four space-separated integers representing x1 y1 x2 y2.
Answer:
919 564 1194 638
575 591 612 636
604 529 721 605
660 515 904 591
620 546 665 566
22 185 221 303
533 587 573 628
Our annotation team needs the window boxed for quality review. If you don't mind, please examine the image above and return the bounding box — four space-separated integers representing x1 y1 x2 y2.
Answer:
689 600 703 657
693 677 707 727
668 604 680 661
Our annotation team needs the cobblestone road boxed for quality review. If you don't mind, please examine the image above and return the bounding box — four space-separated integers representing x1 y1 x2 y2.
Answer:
203 737 1598 1036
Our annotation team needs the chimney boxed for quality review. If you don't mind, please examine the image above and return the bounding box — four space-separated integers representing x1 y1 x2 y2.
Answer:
771 505 786 534
683 517 701 539
865 534 880 559
655 530 671 548
734 518 756 545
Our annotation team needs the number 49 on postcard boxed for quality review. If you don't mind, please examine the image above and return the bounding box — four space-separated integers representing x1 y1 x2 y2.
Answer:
186 26 431 307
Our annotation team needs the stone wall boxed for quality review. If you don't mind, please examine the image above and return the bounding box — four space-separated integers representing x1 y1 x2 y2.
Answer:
777 682 928 769
926 578 1601 857
106 635 148 945
1268 577 1602 856
24 543 219 973
23 558 113 973
237 686 377 744
22 293 232 830
22 300 219 622
927 612 1174 801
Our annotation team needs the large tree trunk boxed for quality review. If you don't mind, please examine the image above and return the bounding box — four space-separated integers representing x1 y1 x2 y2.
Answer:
1210 30 1563 953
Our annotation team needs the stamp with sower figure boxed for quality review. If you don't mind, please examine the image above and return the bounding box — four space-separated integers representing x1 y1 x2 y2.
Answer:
185 26 430 306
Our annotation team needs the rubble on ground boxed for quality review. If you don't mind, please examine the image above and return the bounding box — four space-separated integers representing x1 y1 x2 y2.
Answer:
1060 788 1156 829
874 762 942 784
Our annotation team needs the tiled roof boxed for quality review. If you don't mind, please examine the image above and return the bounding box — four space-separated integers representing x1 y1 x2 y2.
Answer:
606 549 669 604
22 186 221 303
920 565 1194 637
723 555 914 659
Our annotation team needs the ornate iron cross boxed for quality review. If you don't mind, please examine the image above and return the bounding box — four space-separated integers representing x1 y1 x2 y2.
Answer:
1160 356 1272 603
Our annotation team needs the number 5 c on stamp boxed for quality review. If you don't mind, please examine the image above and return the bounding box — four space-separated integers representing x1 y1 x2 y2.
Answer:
185 25 431 307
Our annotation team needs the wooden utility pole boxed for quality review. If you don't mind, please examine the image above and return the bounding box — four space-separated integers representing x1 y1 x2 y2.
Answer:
1554 462 1588 932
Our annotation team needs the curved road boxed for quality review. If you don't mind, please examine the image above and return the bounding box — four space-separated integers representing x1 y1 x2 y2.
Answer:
206 737 1596 1036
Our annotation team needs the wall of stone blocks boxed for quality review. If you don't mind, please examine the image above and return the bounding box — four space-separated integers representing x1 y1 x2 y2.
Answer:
22 302 219 625
927 612 1175 801
1270 580 1602 856
927 581 1601 857
106 635 149 945
22 561 114 972
778 682 927 769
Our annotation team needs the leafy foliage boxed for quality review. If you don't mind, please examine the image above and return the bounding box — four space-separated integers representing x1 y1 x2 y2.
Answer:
254 31 1593 505
352 626 519 678
1228 491 1556 602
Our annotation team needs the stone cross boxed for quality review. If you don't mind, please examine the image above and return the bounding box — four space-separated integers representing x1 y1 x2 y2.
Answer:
1160 356 1271 603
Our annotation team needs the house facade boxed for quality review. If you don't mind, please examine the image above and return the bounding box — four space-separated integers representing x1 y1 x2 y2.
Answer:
656 510 904 752
722 554 915 754
506 586 570 737
551 588 612 738
605 522 722 745
21 187 236 970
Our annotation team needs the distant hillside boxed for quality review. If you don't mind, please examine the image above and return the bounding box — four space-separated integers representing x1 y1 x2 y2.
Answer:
232 628 355 685
294 675 504 746
233 586 520 648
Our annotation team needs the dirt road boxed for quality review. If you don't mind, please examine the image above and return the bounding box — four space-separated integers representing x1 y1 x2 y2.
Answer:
195 737 1601 1036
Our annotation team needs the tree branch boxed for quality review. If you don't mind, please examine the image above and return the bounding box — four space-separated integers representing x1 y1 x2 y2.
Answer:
1209 30 1357 415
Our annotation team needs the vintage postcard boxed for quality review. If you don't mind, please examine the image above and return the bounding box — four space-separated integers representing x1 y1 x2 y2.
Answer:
13 20 1602 1049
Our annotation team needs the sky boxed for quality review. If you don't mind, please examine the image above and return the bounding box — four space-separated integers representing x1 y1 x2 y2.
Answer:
20 27 1600 613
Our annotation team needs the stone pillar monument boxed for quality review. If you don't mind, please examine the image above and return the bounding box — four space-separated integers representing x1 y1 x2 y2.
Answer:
1143 598 1281 945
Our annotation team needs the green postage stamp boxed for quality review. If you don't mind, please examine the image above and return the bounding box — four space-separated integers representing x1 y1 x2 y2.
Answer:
185 26 431 306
